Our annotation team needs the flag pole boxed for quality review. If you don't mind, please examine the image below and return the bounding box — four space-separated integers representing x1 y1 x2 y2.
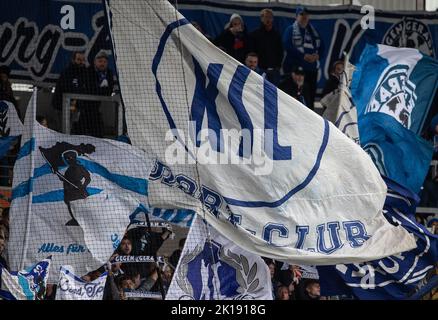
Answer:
19 87 37 270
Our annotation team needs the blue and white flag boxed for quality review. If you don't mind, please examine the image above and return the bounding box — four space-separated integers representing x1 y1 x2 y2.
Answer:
0 100 23 159
106 0 416 265
360 112 433 193
8 90 154 283
166 214 272 300
318 177 438 300
322 61 359 144
0 256 51 300
55 265 107 300
129 203 196 228
352 44 438 135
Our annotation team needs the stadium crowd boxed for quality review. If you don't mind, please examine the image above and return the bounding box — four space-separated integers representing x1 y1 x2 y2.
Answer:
0 5 437 300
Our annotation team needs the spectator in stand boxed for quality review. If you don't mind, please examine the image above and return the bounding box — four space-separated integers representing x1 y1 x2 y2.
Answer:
276 285 291 300
76 50 115 138
249 9 283 86
36 115 49 128
127 226 172 257
169 237 186 269
244 52 266 78
0 65 19 119
282 6 323 109
118 237 133 256
161 264 174 291
51 52 87 130
0 208 9 239
279 66 311 108
214 14 251 64
137 263 162 294
0 224 8 269
322 60 344 97
267 261 281 299
302 279 321 300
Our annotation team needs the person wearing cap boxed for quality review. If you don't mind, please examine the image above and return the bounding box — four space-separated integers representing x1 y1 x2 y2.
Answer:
214 13 250 64
248 9 283 86
279 66 311 109
0 65 19 118
282 6 323 109
75 50 115 137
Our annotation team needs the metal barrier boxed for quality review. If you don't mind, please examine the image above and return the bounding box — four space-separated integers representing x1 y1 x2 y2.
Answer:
61 93 123 136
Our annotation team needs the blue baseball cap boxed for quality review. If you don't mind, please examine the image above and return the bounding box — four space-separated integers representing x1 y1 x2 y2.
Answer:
296 6 309 16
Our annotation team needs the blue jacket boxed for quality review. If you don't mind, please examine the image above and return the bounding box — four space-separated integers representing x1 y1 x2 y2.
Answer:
282 21 323 74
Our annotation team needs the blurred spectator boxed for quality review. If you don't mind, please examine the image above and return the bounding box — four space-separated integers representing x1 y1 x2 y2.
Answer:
0 65 19 119
249 9 283 85
282 6 323 109
191 21 213 42
36 115 49 128
1 207 9 238
76 50 115 138
245 52 266 78
118 236 133 256
267 261 281 299
303 279 321 300
276 285 290 300
428 218 438 235
214 14 250 64
137 263 162 293
44 284 57 300
322 60 344 96
0 224 7 269
279 66 311 108
162 264 174 290
52 51 87 127
169 237 186 269
127 226 171 257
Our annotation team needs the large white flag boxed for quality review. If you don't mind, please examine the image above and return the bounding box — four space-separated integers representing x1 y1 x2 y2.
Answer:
55 265 107 300
321 61 360 143
9 90 154 283
166 214 272 300
106 0 415 265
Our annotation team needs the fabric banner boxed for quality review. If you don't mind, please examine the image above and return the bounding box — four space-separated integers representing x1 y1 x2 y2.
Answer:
0 256 51 300
8 90 154 283
129 203 196 228
107 0 415 265
352 44 438 135
166 215 272 300
318 177 438 300
321 61 359 143
55 265 107 300
359 112 433 193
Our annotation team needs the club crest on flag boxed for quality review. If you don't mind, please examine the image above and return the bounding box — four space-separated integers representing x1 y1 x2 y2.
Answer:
383 18 434 57
365 65 416 128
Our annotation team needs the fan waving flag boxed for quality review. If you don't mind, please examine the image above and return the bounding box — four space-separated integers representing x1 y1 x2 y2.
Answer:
0 256 51 300
55 265 107 300
318 177 438 300
166 214 272 300
8 90 154 283
105 0 416 265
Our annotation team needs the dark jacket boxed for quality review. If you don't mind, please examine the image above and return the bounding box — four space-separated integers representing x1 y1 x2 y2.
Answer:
279 77 311 108
322 74 341 97
249 26 283 70
214 29 251 64
84 66 115 97
52 63 88 111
